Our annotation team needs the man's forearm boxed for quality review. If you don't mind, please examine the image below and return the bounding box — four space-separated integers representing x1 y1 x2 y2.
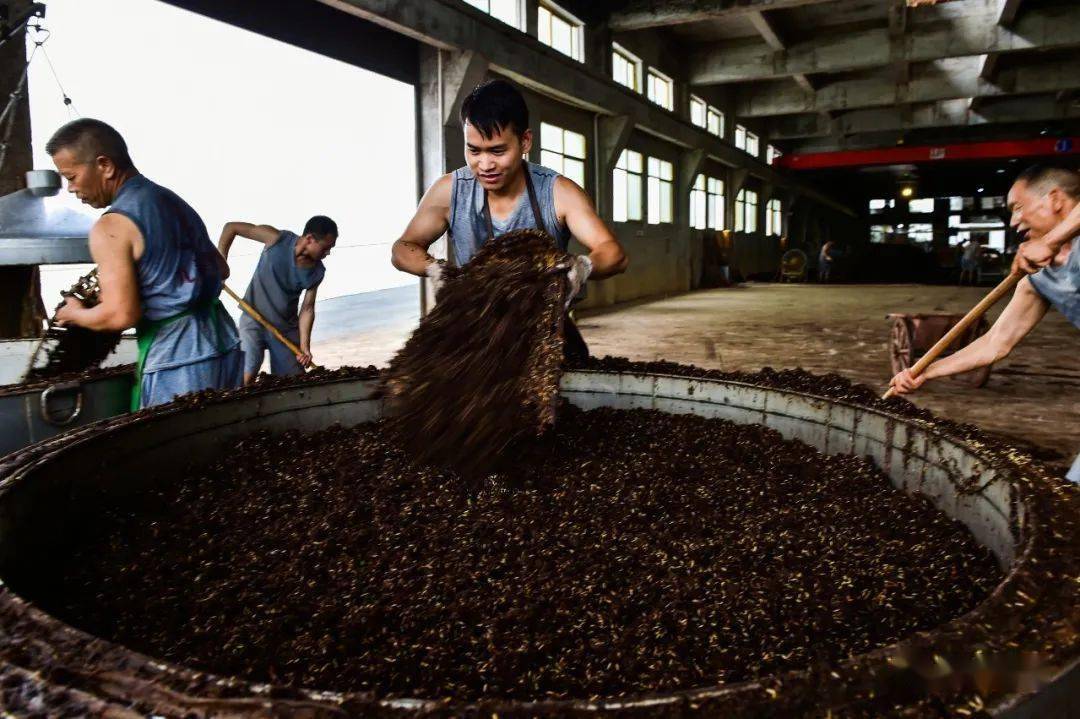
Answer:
64 303 137 333
921 335 997 382
217 229 236 259
586 241 628 280
298 309 315 351
391 239 435 277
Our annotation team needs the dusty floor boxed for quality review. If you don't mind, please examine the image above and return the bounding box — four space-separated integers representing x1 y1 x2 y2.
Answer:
320 283 1080 469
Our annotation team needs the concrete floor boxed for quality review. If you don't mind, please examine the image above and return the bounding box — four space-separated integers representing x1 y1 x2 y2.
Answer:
577 283 1080 468
319 282 1080 469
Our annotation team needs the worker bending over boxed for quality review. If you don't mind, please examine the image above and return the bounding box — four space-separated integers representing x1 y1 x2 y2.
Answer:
890 165 1080 483
218 216 337 384
391 79 627 361
48 118 242 409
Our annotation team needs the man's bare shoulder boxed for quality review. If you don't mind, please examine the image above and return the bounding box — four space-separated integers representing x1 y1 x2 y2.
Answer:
92 212 142 259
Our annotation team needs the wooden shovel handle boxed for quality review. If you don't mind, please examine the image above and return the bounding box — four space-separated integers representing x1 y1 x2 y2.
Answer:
222 284 314 366
882 272 1023 399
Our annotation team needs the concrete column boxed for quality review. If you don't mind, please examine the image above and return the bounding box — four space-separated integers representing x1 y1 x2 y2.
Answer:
727 167 748 233
677 148 705 229
415 46 489 313
594 114 632 221
0 7 45 337
523 0 539 39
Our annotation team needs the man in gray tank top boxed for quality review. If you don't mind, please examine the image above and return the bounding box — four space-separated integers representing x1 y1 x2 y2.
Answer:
890 165 1080 484
391 79 628 360
218 216 336 384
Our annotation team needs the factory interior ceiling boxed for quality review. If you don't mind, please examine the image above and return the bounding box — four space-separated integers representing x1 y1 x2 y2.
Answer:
594 0 1080 199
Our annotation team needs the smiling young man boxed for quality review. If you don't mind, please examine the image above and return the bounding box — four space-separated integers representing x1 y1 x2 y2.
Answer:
218 216 337 383
47 118 242 409
889 164 1080 483
390 79 627 360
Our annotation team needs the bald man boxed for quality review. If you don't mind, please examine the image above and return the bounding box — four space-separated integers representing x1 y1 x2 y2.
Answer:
889 164 1080 483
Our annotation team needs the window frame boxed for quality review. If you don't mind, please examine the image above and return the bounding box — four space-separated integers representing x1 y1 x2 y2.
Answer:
612 148 644 223
611 42 643 93
538 121 587 190
690 174 707 229
745 131 759 157
765 198 783 236
706 106 724 137
735 189 759 232
463 0 525 29
646 67 675 111
689 94 707 128
646 156 674 225
538 0 585 62
707 176 725 230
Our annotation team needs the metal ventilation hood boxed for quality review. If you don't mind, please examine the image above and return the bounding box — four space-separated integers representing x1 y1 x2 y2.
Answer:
0 170 96 265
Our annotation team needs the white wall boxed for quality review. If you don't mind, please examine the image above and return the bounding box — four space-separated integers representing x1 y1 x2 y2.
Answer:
28 0 418 315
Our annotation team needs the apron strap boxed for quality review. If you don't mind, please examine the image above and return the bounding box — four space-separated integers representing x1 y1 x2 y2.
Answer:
130 297 226 411
482 166 549 243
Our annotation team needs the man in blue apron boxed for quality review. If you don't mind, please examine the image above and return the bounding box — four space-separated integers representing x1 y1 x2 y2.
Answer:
391 79 628 361
47 118 243 409
217 216 336 383
890 165 1080 484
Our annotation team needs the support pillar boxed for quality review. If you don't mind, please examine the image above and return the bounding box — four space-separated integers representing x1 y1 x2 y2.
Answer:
0 3 45 337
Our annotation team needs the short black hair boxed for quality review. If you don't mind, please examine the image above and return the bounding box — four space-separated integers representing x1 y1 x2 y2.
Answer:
303 215 338 239
1015 164 1080 200
45 118 135 172
459 79 529 139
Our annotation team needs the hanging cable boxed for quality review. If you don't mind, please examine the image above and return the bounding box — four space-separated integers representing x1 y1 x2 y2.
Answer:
0 13 78 174
38 40 76 118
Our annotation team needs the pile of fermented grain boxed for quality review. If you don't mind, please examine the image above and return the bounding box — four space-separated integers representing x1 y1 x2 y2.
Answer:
383 229 570 475
25 269 120 381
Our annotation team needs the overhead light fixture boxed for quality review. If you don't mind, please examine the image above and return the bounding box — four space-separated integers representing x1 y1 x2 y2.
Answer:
977 186 985 193
996 168 1005 174
900 186 915 198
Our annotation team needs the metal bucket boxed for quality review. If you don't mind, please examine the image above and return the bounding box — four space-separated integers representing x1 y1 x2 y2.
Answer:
0 337 136 457
0 369 1073 716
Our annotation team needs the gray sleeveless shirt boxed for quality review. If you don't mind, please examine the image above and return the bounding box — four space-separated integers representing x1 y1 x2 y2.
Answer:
1029 236 1080 329
447 161 571 266
240 231 325 332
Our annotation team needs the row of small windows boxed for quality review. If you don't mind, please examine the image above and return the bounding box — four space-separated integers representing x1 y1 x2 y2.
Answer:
467 1 776 160
467 0 584 61
869 195 1007 215
542 123 782 232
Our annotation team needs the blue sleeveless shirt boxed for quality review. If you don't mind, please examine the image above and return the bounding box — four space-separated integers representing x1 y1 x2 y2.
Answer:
1029 237 1080 330
106 175 239 373
240 230 325 332
447 161 571 266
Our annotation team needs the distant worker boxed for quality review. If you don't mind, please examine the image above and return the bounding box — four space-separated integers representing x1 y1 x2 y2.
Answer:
47 118 242 409
819 239 835 283
959 238 982 285
217 216 337 384
890 165 1080 484
390 79 627 361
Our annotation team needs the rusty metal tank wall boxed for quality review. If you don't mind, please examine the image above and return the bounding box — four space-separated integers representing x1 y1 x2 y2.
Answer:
0 370 1073 717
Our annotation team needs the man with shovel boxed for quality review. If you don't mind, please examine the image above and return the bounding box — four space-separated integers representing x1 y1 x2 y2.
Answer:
889 164 1080 483
217 216 337 384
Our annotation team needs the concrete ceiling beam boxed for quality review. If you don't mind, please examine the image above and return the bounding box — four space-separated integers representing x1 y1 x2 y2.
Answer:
691 3 1080 84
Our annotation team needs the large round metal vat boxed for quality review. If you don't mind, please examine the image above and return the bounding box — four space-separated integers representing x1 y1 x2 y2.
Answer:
0 369 1074 717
